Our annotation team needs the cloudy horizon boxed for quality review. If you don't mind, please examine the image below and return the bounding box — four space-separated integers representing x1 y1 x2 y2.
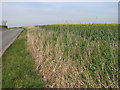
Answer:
1 2 118 27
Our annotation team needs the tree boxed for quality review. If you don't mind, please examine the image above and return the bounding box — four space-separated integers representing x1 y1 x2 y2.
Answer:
2 20 7 26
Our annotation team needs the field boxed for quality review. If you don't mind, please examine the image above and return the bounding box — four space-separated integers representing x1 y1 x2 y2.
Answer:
27 24 118 88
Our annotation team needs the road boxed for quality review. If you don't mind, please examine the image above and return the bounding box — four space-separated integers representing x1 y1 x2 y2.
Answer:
0 29 23 57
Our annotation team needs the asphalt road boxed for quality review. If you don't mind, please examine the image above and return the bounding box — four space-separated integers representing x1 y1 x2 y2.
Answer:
0 29 23 57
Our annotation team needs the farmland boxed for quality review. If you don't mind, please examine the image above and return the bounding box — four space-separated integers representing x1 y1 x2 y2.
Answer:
26 24 118 88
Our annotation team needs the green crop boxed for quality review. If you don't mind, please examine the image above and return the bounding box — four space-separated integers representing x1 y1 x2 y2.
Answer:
28 24 118 88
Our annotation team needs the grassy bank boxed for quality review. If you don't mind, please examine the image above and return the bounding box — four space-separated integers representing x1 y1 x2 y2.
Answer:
2 28 45 88
27 24 118 88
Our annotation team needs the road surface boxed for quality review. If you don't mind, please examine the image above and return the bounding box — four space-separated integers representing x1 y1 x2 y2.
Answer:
0 29 23 57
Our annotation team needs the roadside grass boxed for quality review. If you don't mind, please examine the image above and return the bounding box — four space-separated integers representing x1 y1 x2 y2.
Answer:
27 24 118 88
0 26 9 31
2 28 45 88
0 28 8 31
0 26 23 31
9 27 24 29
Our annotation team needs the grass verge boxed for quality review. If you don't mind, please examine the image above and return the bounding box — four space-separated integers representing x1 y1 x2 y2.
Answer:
2 28 45 88
0 26 8 31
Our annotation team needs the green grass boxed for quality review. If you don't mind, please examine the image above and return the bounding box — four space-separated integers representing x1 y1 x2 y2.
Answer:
2 28 45 88
0 26 8 31
9 27 24 29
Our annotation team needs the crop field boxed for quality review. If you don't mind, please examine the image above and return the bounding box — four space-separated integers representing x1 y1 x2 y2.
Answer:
26 24 118 88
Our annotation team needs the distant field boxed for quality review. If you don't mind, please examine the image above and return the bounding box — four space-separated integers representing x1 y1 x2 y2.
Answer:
27 24 118 88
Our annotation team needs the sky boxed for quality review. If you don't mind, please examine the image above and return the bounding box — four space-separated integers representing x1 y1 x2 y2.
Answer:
1 0 120 2
1 1 119 27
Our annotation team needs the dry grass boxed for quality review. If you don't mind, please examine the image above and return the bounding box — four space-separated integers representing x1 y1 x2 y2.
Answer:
26 24 118 88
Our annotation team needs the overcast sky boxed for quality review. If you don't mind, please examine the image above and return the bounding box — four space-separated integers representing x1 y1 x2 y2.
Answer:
1 2 118 27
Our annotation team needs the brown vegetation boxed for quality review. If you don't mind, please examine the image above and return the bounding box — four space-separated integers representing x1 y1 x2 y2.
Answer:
26 24 118 88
